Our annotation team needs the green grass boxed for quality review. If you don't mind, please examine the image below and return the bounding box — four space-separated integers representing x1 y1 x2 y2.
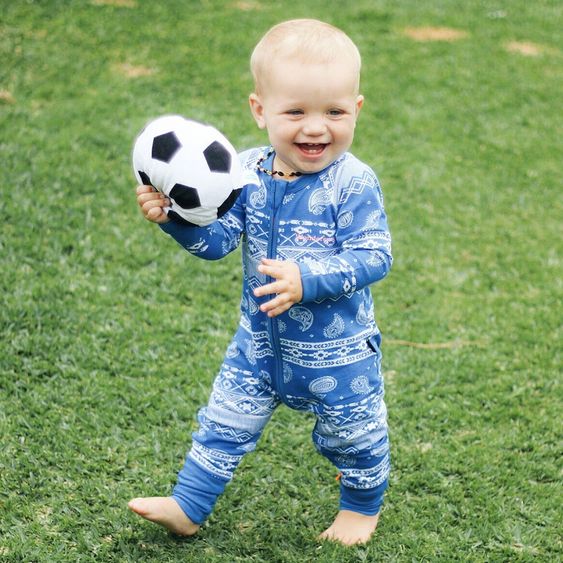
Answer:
1 0 561 561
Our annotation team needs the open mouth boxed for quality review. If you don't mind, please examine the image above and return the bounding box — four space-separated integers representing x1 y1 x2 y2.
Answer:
296 143 328 156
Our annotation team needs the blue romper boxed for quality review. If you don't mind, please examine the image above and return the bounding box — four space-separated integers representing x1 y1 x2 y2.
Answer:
160 148 393 524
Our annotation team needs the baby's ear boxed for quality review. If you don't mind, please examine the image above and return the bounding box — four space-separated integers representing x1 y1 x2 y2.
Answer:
355 95 364 115
353 95 364 129
249 93 267 129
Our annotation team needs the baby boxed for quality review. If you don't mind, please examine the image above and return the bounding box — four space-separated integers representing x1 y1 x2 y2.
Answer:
129 18 392 546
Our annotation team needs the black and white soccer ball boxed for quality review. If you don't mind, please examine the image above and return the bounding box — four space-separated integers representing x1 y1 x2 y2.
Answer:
132 115 243 226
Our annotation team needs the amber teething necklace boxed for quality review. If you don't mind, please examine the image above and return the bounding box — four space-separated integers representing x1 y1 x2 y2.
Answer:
255 149 302 178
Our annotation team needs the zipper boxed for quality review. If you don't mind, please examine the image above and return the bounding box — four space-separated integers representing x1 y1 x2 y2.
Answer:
266 178 287 397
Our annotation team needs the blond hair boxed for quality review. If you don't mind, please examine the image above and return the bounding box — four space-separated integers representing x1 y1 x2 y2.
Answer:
250 19 362 94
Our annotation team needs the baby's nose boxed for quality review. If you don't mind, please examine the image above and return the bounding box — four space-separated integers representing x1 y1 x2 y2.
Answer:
302 116 327 136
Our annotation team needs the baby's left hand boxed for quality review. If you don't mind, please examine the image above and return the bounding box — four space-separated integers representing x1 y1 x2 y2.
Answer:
254 258 303 317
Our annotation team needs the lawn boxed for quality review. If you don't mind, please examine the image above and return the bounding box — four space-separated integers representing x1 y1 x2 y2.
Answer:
1 0 561 561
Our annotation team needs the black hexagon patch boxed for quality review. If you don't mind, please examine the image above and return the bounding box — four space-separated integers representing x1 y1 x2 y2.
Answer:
203 141 231 173
152 131 181 162
170 183 201 209
217 188 242 218
167 209 199 227
138 170 154 187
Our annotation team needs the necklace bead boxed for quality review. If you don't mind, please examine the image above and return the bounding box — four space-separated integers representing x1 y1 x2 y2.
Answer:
255 149 302 178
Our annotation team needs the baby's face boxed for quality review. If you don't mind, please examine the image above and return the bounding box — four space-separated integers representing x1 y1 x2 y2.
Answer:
250 57 363 177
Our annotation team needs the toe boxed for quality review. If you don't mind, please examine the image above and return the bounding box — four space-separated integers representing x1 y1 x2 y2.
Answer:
127 497 153 516
127 499 142 512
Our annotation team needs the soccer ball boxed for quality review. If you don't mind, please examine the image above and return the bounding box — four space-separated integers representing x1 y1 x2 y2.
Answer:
132 115 243 226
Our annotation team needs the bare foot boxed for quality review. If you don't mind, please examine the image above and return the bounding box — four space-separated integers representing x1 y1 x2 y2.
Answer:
128 496 200 537
318 510 380 546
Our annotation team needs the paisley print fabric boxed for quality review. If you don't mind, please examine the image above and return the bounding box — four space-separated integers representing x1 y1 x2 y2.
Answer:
161 148 392 525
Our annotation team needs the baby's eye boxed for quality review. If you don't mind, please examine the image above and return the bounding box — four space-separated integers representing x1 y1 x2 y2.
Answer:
286 109 304 116
327 109 344 117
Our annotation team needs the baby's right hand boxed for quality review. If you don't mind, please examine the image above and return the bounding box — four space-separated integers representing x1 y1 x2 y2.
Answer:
136 185 171 224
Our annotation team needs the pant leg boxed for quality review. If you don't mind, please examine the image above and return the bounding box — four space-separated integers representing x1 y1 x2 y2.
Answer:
173 355 279 524
311 343 390 516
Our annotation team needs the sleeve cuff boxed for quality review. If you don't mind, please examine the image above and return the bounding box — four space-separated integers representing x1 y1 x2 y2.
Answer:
298 262 317 303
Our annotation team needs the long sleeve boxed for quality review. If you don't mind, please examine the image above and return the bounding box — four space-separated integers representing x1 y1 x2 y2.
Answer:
298 166 392 303
159 186 246 261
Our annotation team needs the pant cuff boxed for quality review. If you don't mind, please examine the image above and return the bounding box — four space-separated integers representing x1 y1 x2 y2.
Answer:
339 479 388 516
172 457 228 525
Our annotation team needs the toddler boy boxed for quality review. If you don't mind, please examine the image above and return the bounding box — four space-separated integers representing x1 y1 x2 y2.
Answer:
129 18 392 546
